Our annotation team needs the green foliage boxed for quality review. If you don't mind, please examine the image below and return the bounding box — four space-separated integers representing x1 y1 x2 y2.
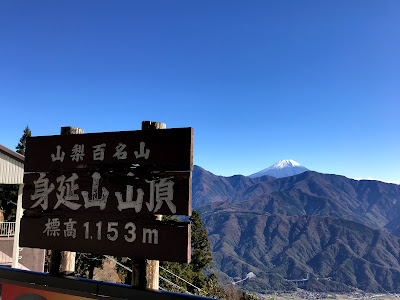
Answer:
75 253 103 279
16 125 31 155
160 212 262 299
160 211 224 298
0 185 18 221
241 292 259 300
190 210 213 273
113 257 131 284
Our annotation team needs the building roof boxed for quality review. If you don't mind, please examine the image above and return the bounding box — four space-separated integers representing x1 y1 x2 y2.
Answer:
0 144 24 164
0 144 24 184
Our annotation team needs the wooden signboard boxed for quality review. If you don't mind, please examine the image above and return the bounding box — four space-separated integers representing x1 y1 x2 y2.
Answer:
24 128 193 173
20 212 190 263
20 127 193 263
23 171 192 216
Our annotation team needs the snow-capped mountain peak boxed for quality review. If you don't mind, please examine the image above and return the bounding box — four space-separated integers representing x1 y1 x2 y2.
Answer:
271 159 301 169
249 159 309 178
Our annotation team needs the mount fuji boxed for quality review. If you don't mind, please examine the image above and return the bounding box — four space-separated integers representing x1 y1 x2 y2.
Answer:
248 159 309 178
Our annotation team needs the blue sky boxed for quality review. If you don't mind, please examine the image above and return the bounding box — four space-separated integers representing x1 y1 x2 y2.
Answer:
1 1 399 183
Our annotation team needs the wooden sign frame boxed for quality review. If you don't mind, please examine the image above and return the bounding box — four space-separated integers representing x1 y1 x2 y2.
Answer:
20 127 193 263
20 212 190 263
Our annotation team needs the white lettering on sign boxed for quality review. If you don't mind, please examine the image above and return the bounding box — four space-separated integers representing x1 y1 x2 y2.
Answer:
71 144 85 162
55 173 81 210
49 141 152 163
124 222 136 242
44 220 159 244
43 218 61 237
31 173 55 210
142 228 159 244
63 218 77 238
113 143 127 160
81 172 109 210
146 178 176 214
134 142 150 159
29 173 176 214
51 145 65 162
92 143 106 161
115 172 144 212
107 222 118 241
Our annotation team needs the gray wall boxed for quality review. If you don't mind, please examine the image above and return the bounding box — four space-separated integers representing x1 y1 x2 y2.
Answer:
0 237 45 272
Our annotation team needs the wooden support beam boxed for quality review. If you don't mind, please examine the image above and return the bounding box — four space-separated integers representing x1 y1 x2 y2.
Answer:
142 121 167 130
12 184 24 269
49 126 83 276
131 121 165 290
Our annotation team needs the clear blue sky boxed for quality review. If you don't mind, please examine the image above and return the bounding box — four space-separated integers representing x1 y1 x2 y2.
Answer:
1 1 399 183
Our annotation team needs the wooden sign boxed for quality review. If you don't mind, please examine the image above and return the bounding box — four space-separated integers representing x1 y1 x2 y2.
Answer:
22 128 193 216
24 127 193 173
20 127 193 263
20 212 190 263
23 171 192 216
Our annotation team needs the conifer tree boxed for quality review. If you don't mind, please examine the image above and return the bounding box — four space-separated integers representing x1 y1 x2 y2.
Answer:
16 125 31 155
159 211 226 298
190 210 213 273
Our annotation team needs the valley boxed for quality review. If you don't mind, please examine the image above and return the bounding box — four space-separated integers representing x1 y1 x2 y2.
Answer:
192 161 400 294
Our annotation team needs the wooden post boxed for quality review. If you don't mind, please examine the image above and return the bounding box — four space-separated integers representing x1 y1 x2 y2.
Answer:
142 121 167 130
49 126 83 276
130 121 165 290
12 184 24 268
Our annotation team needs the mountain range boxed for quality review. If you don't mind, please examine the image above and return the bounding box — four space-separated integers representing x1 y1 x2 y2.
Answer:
192 163 400 293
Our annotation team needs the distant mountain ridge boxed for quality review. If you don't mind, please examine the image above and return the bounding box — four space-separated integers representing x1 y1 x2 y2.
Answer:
248 159 309 178
193 165 275 207
193 167 400 230
192 165 400 293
